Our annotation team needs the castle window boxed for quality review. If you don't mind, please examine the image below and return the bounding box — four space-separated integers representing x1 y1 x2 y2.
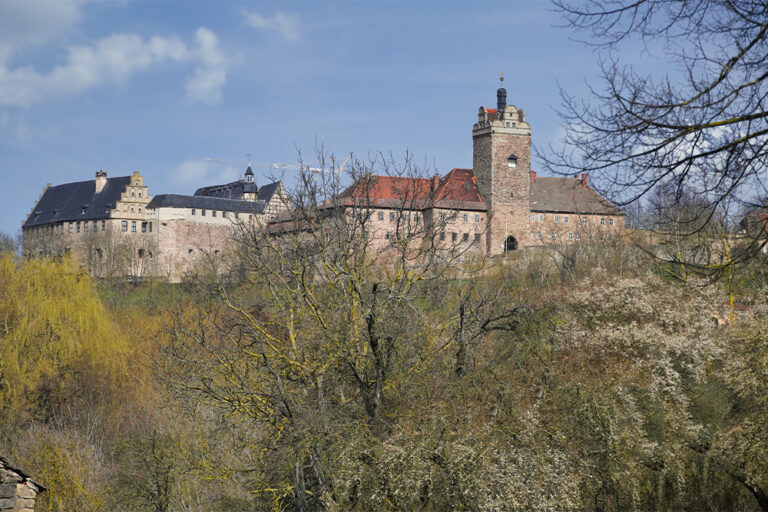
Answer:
530 232 534 239
450 212 458 222
413 212 420 223
582 217 588 225
463 213 468 222
564 216 569 224
507 154 518 168
188 249 193 255
212 210 217 217
102 220 106 231
131 191 135 197
439 212 446 222
568 232 574 240
474 233 481 242
131 221 137 232
141 222 147 233
609 218 615 226
539 214 544 222
575 233 581 240
600 218 606 225
475 214 481 223
76 222 81 233
554 215 560 223
452 232 457 242
462 233 469 241
551 231 557 239
69 222 74 233
138 192 142 198
121 221 127 231
386 231 393 240
234 212 239 219
148 222 152 232
389 212 395 221
530 214 535 222
510 191 514 198
192 209 196 215
201 210 206 216
214 250 220 256
93 221 97 231
536 231 542 239
378 211 384 221
84 222 88 232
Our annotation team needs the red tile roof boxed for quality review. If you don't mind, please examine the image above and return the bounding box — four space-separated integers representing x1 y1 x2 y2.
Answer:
337 169 487 211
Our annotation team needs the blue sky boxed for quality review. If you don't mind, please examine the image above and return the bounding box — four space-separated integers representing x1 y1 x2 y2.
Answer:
1 0 637 237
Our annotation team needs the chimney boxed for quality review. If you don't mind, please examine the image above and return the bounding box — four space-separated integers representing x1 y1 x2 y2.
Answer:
95 170 107 193
530 170 536 182
581 173 588 188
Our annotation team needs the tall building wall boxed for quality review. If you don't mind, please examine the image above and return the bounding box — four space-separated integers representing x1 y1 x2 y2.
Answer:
472 95 533 254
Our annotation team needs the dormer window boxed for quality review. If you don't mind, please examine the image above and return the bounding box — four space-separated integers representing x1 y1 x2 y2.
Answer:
507 154 518 168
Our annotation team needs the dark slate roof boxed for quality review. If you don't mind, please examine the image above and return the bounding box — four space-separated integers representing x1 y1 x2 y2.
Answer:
194 179 281 202
531 177 624 215
256 182 280 203
24 176 131 228
148 194 267 214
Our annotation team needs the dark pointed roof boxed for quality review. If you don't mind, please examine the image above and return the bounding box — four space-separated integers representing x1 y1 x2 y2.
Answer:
194 179 281 202
23 176 131 228
148 194 268 214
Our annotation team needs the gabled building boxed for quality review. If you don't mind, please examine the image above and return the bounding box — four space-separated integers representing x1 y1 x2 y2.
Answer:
271 85 625 255
22 166 289 281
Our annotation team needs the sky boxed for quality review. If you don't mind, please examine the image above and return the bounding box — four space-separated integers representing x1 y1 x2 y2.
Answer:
0 0 647 237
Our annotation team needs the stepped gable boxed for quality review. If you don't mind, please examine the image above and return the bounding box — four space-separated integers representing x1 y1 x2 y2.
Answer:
148 194 267 214
24 176 130 227
531 176 623 215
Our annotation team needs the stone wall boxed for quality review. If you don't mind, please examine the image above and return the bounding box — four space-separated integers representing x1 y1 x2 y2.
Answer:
472 105 533 255
0 458 43 512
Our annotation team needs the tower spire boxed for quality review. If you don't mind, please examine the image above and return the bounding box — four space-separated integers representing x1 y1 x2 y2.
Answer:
497 73 507 113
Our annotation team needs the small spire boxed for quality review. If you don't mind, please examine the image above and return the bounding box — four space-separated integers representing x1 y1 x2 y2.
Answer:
497 73 507 113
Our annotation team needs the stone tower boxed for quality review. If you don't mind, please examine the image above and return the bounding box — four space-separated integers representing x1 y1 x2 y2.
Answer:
472 85 532 255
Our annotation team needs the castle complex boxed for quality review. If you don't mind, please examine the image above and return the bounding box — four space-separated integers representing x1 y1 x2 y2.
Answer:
22 85 625 279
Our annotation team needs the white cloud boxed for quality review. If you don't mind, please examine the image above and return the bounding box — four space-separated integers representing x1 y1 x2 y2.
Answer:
185 28 227 104
243 10 300 42
0 29 228 107
0 0 92 59
172 159 241 187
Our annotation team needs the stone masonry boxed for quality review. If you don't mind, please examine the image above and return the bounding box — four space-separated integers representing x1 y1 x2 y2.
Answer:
473 101 534 255
0 458 44 512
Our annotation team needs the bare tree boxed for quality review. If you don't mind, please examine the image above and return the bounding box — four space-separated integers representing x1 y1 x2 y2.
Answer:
545 1 768 244
165 148 489 509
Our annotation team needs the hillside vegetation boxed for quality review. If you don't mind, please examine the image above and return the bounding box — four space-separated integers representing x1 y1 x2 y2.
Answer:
1 248 767 511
